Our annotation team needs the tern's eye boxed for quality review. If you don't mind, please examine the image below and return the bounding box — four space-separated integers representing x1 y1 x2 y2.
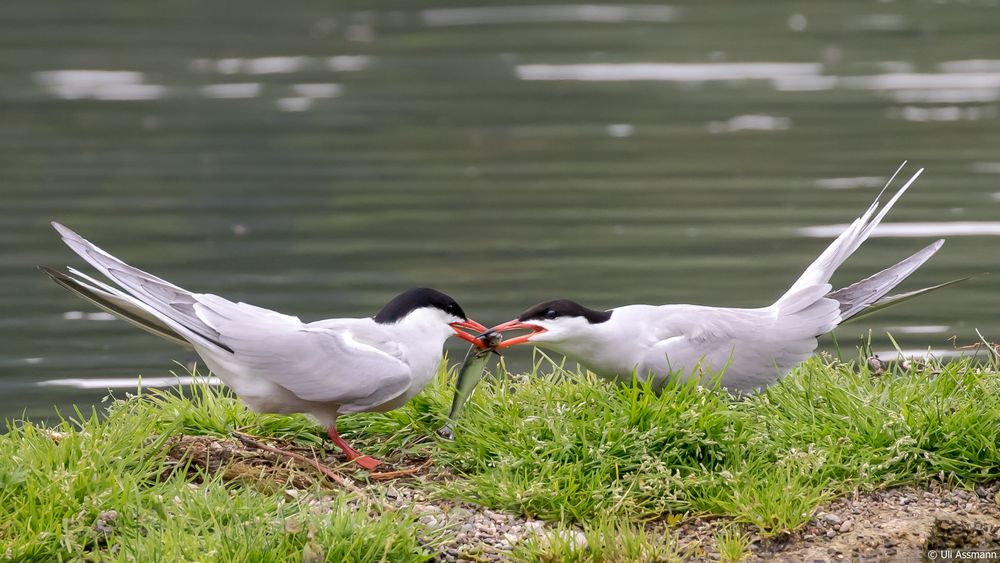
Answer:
544 309 558 320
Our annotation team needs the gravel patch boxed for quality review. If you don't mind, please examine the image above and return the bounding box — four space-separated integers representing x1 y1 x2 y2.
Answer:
373 480 546 561
755 483 1000 562
377 480 1000 561
164 435 1000 561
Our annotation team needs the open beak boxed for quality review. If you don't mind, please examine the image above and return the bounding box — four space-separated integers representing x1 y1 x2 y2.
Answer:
487 319 546 350
449 319 491 348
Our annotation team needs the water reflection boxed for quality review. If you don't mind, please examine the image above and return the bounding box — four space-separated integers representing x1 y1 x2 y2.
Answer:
872 349 966 359
890 325 951 335
37 376 220 389
814 177 886 190
35 70 165 100
189 55 373 74
891 106 996 122
849 14 908 31
4 0 1000 421
516 61 1000 108
707 115 791 134
62 311 116 321
516 62 822 82
200 83 262 99
800 223 1000 238
421 5 677 26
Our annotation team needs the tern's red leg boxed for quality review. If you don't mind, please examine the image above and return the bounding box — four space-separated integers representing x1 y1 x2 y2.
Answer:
327 425 382 470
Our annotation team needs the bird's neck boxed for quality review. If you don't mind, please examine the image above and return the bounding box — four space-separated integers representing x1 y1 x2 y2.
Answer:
389 312 452 347
541 314 640 376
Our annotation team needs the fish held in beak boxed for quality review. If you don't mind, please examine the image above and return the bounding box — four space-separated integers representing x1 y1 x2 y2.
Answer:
485 319 546 350
437 331 502 440
449 319 490 348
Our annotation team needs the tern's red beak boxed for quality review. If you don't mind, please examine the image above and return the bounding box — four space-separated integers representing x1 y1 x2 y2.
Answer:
488 319 547 349
449 319 490 348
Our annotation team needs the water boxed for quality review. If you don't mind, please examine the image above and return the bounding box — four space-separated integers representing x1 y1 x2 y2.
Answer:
3 1 1000 422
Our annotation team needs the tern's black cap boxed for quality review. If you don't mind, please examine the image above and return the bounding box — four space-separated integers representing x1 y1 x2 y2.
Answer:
518 299 612 324
374 288 468 324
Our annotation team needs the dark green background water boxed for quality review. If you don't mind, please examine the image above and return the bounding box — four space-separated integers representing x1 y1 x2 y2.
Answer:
3 2 1000 421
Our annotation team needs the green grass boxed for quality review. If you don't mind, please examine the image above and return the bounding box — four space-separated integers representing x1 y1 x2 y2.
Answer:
3 353 1000 560
368 353 999 535
0 389 433 562
713 525 752 562
512 517 681 562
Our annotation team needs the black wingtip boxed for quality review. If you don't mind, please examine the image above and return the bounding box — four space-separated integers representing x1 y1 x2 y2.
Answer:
38 265 63 279
38 265 78 292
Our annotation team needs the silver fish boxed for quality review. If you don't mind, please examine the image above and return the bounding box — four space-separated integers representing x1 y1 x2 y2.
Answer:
438 332 501 440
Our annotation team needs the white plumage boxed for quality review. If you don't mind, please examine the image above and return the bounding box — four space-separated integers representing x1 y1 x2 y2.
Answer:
42 223 486 468
490 166 946 392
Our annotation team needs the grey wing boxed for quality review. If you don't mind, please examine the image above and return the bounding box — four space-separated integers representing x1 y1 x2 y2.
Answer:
643 305 822 391
51 223 412 408
40 265 192 348
196 300 414 410
826 239 944 322
51 222 232 351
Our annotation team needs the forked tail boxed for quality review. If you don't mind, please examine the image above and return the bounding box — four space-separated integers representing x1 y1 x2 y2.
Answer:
776 162 923 309
770 163 952 331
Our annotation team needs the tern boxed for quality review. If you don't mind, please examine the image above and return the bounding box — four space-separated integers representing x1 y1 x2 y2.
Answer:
488 166 952 392
41 223 488 469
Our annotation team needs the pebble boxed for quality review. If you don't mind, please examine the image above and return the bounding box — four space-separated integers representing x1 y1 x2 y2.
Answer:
539 530 588 550
353 469 1000 562
867 355 885 375
419 515 439 528
524 520 545 533
93 510 119 539
450 507 473 520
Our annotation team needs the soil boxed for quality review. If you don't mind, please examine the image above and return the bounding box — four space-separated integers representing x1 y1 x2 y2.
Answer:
164 435 1000 561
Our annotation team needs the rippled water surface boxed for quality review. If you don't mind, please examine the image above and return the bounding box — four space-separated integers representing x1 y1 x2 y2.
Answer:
3 2 1000 420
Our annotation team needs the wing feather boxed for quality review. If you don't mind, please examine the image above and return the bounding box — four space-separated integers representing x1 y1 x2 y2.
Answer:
642 304 828 391
51 222 229 350
194 301 413 409
49 223 414 410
